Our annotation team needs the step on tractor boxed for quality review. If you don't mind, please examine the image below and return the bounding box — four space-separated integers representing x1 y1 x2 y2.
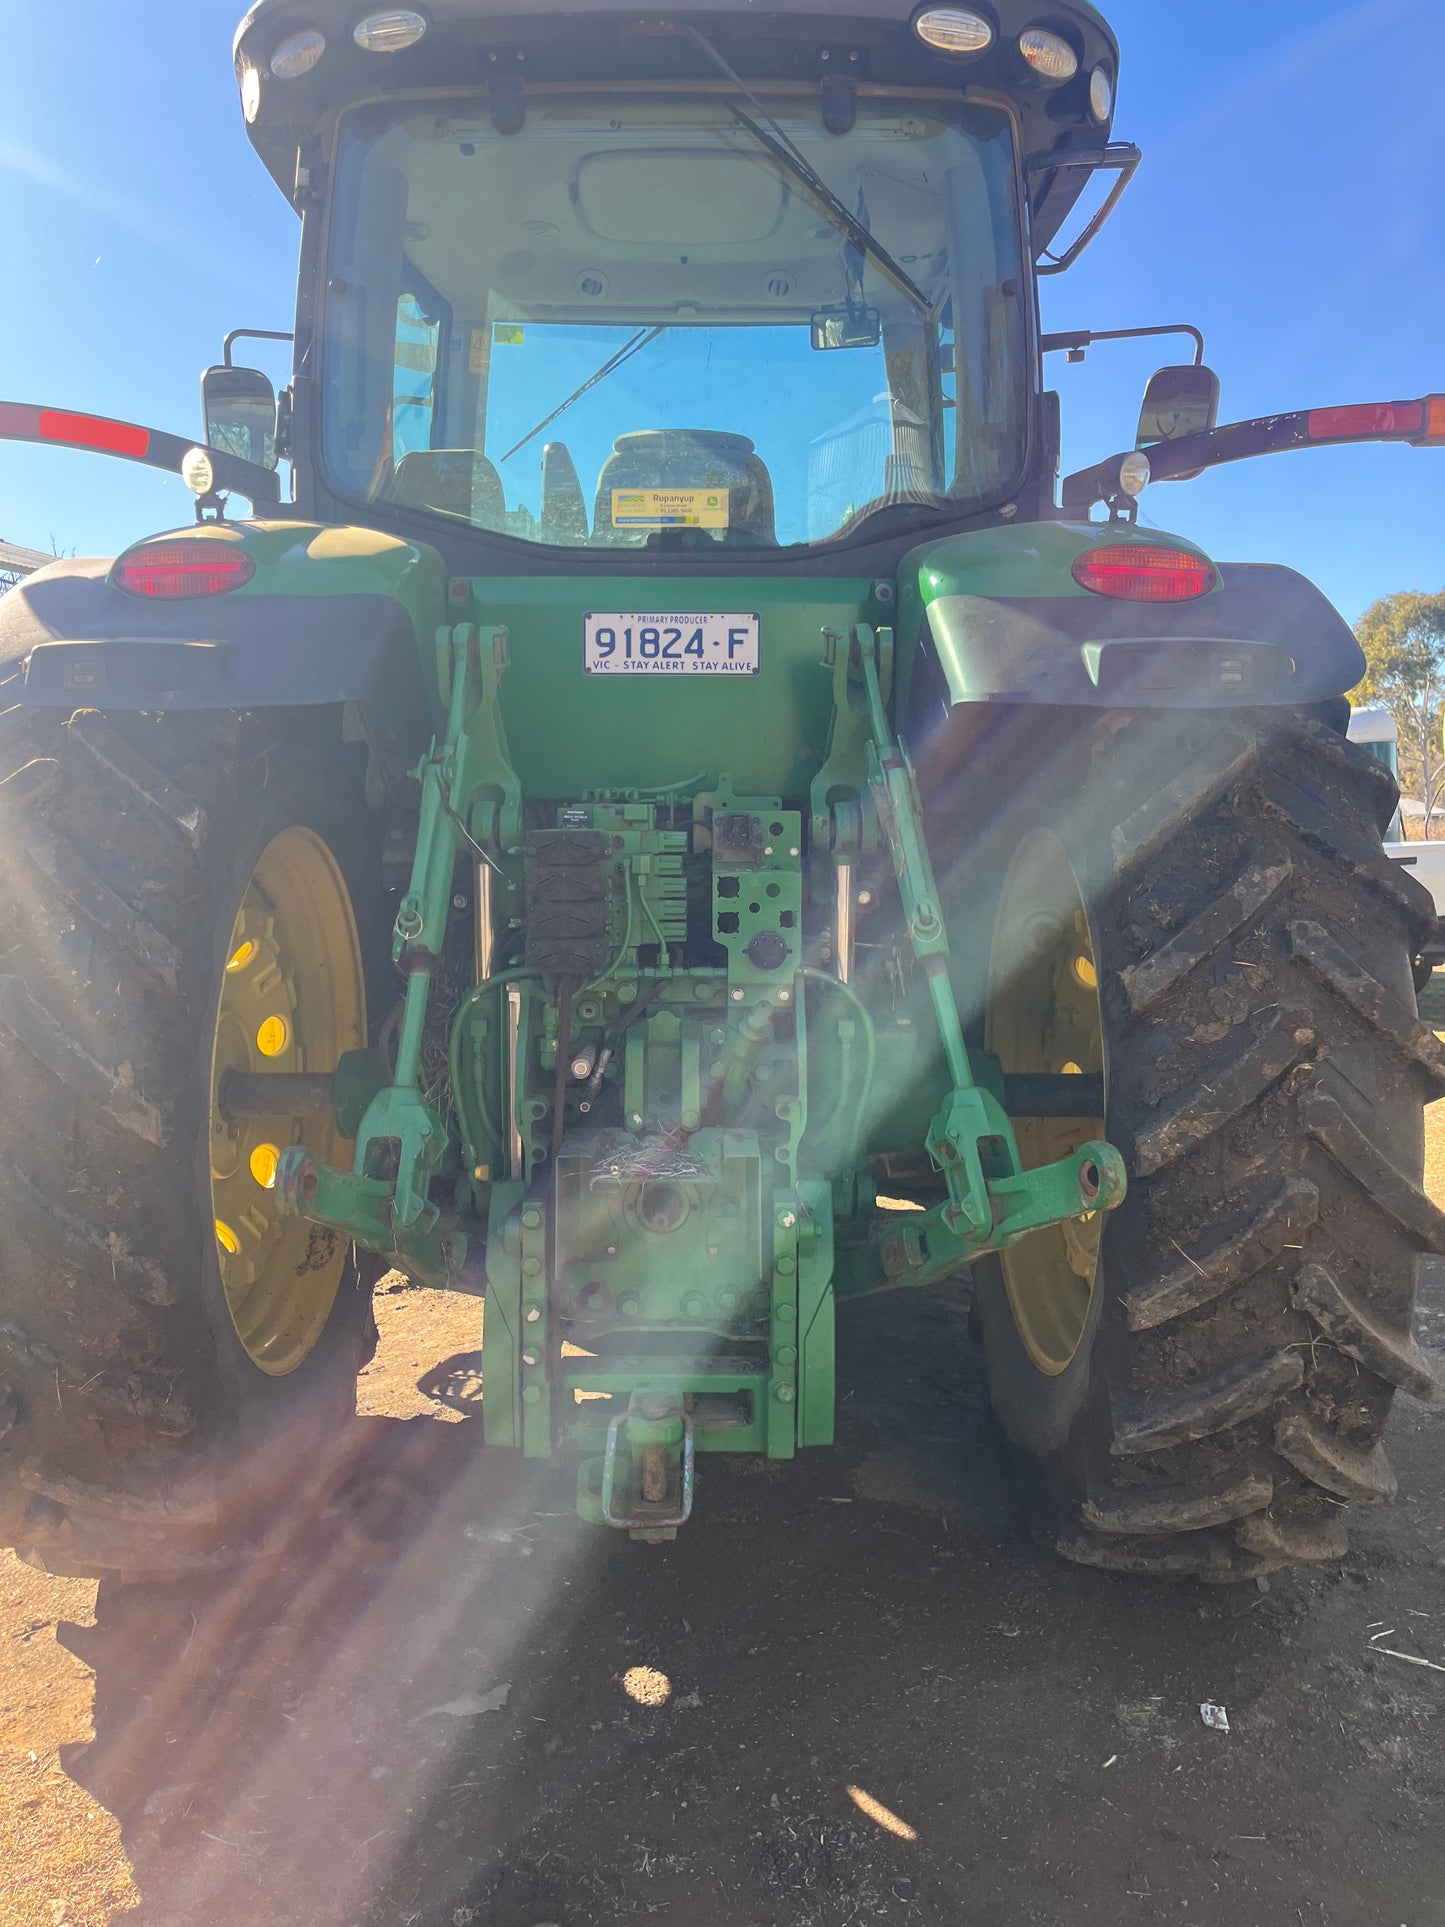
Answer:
2 0 1442 1584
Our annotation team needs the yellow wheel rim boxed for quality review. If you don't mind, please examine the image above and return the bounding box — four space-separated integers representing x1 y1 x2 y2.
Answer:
987 830 1106 1377
208 826 366 1376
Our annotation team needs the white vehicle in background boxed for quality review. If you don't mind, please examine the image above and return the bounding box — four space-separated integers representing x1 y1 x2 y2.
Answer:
1348 706 1445 986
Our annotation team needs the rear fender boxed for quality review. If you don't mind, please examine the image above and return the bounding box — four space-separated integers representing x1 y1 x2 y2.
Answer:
900 523 1364 709
0 522 446 765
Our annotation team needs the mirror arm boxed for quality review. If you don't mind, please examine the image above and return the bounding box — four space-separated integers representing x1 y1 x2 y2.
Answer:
222 327 294 369
1041 322 1205 366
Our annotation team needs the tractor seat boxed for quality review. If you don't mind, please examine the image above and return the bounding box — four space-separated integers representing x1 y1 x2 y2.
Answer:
387 449 506 526
594 430 776 546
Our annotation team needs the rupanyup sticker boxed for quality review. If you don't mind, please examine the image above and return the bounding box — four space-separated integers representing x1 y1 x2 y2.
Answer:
611 488 729 529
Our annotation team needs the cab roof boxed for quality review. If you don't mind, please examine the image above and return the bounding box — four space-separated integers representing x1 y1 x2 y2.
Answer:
234 0 1121 262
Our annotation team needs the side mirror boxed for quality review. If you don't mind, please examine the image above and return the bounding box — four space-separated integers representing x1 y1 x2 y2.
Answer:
811 304 882 352
1136 365 1221 479
202 365 278 471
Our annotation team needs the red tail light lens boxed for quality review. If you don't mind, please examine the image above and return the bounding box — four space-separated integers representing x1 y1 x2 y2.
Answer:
115 541 256 598
1071 544 1216 602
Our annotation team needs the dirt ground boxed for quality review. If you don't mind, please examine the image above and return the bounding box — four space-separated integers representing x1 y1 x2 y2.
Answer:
4 1158 1445 1927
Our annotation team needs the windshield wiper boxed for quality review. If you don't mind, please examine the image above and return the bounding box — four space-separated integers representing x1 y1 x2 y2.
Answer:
498 325 667 465
683 25 932 319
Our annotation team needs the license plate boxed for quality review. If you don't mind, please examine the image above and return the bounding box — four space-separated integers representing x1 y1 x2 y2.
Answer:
583 613 760 676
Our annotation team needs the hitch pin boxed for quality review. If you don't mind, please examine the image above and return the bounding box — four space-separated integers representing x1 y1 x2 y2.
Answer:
570 1042 598 1082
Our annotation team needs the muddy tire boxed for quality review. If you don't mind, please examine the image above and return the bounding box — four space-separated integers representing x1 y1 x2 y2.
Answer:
928 705 1443 1580
0 705 385 1579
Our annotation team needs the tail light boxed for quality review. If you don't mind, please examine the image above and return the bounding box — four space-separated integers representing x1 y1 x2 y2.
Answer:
1072 544 1216 602
115 540 256 599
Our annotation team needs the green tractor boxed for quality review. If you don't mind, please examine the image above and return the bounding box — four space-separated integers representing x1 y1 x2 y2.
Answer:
2 0 1441 1582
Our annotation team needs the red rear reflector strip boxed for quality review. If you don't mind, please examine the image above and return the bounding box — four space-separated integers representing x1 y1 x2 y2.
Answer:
1072 545 1216 602
115 542 256 598
1307 401 1424 441
38 409 151 458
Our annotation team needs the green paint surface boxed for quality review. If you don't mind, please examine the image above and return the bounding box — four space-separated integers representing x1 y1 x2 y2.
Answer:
893 520 1222 709
462 576 875 799
129 518 451 720
908 519 1214 604
897 518 1217 652
140 517 447 599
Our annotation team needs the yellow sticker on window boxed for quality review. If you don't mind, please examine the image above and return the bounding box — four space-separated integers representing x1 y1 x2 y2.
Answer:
611 488 729 530
468 328 489 374
493 323 525 346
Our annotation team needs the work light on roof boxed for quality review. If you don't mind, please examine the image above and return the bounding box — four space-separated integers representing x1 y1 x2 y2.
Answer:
1018 27 1078 81
239 62 262 123
912 8 994 54
271 28 326 79
1089 63 1113 121
352 9 428 53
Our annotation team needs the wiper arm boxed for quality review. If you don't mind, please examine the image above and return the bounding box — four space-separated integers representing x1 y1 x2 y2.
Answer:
683 26 932 319
498 325 666 464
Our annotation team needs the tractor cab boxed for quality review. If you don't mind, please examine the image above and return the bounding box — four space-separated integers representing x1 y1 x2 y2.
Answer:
230 0 1124 564
317 87 1024 551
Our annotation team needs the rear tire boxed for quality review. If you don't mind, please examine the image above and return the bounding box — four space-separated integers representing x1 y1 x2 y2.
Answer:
929 705 1442 1579
0 706 385 1579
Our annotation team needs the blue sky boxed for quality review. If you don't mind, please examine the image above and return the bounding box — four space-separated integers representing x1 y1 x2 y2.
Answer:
1 0 1441 621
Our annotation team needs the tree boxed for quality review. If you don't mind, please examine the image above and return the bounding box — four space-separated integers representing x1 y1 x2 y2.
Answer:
1354 589 1445 839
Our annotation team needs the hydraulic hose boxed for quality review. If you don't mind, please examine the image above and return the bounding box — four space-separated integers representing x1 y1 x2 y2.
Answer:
448 968 543 1169
799 966 879 1168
